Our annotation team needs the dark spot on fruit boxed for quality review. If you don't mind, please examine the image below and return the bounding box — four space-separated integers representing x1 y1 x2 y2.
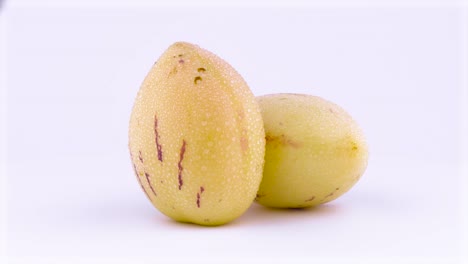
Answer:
154 115 163 162
255 193 266 201
200 186 205 193
169 66 178 76
305 196 315 202
177 140 187 190
279 122 283 126
197 67 206 73
160 180 164 183
218 199 222 202
178 54 183 57
145 172 157 197
194 76 202 84
178 59 184 64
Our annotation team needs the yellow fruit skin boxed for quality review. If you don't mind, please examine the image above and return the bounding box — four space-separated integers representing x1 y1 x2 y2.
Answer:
255 94 368 208
128 42 265 226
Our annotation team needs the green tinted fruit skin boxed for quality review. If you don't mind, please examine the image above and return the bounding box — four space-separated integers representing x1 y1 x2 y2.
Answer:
128 42 265 225
255 93 368 208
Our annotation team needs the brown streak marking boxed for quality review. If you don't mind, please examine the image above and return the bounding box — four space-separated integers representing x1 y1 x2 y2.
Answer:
305 196 316 202
145 172 157 197
265 134 301 148
196 186 204 208
194 76 202 84
286 139 300 148
154 115 163 161
322 190 339 201
138 150 144 163
177 140 187 190
197 67 206 73
132 162 151 200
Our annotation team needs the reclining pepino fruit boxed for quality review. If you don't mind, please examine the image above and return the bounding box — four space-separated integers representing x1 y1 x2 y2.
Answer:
255 94 369 208
128 42 265 226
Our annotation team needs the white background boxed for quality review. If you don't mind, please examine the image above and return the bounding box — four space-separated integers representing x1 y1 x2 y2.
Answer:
1 1 467 263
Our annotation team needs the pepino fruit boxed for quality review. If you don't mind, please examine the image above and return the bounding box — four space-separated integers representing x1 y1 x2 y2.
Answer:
255 93 368 208
128 42 265 226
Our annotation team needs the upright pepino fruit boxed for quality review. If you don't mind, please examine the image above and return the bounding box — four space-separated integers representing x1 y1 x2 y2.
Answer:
129 42 265 226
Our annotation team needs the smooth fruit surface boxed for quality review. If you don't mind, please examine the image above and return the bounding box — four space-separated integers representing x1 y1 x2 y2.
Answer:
255 94 368 208
129 42 265 225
